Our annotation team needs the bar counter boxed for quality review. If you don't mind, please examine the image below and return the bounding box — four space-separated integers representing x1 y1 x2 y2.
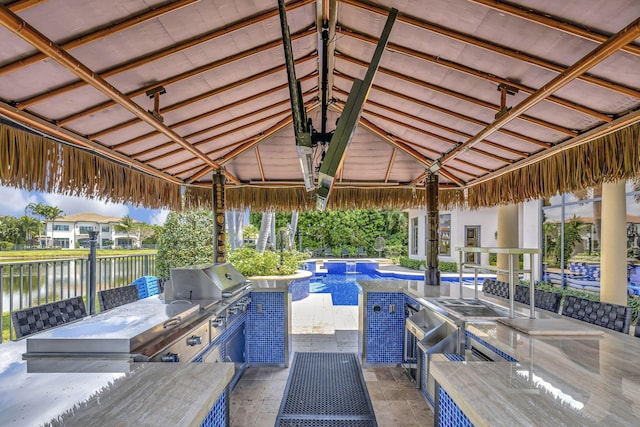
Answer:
0 338 234 426
431 318 640 426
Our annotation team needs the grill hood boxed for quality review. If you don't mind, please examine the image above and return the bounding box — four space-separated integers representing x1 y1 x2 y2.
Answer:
166 263 251 303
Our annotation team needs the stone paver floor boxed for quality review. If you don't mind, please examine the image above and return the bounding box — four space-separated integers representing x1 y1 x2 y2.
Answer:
230 293 434 426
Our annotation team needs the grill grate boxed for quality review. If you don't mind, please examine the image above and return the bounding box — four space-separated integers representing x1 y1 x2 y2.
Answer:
276 353 377 426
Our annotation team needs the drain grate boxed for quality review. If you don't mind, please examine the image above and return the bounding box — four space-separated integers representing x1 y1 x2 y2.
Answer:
276 352 377 426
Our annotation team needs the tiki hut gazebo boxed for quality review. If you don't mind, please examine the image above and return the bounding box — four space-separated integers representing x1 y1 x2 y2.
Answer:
0 0 639 212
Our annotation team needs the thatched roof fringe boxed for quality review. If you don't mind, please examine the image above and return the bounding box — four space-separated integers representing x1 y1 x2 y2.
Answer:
3 121 639 213
0 123 182 210
467 123 640 208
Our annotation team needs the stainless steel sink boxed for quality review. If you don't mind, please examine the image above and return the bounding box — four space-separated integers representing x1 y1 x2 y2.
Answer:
406 309 444 340
433 298 509 319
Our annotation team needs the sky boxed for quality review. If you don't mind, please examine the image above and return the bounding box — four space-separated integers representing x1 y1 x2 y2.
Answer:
0 184 169 225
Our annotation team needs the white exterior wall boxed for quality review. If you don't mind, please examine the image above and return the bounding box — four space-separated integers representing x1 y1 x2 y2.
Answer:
408 202 542 282
43 220 138 249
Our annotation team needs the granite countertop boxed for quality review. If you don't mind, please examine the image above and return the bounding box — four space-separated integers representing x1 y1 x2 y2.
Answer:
249 270 312 291
0 339 234 426
430 319 640 426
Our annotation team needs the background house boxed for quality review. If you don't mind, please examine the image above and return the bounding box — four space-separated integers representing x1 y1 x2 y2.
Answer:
42 213 138 249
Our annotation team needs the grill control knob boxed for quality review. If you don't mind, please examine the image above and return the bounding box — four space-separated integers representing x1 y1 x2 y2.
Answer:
186 335 202 346
161 352 180 363
211 317 224 328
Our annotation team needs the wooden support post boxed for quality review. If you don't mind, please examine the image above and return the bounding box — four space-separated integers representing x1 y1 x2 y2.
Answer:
212 171 226 264
425 172 440 286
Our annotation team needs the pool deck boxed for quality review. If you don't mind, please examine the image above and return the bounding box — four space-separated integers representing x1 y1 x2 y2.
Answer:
230 289 434 427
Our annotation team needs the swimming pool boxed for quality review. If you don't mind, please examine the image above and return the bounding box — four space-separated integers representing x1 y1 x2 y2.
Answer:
308 271 491 306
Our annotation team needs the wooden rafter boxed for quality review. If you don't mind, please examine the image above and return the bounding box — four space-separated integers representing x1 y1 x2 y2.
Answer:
339 28 611 124
0 0 200 78
255 147 266 182
360 80 548 148
334 98 514 165
468 0 640 58
140 105 296 163
333 86 530 158
340 0 640 99
0 4 222 171
90 54 317 141
170 137 256 176
14 0 316 110
384 148 397 182
337 53 578 137
6 0 46 13
53 27 316 126
441 15 640 166
111 73 317 152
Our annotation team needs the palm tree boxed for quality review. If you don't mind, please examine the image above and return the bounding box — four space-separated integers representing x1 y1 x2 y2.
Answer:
19 215 41 248
25 202 64 247
115 215 135 248
44 206 65 248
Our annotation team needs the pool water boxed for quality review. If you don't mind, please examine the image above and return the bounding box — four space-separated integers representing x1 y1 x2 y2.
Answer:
308 273 488 306
309 273 386 306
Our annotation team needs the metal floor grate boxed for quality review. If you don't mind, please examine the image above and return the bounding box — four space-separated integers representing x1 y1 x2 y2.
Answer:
276 352 377 427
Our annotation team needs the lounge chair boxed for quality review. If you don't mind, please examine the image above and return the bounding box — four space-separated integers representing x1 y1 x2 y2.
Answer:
324 248 332 257
356 248 366 258
341 248 349 258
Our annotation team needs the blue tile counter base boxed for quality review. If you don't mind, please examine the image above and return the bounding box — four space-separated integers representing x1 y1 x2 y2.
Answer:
465 331 517 362
365 292 404 364
200 389 227 427
247 292 286 364
438 388 474 427
289 277 310 301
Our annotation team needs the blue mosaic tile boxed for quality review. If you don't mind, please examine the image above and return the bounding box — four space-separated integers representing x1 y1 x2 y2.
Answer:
465 331 517 362
199 389 226 427
289 277 310 301
444 353 465 361
247 292 285 364
439 388 474 427
366 292 404 364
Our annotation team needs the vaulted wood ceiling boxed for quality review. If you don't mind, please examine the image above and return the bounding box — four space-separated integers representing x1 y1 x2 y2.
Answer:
0 0 639 211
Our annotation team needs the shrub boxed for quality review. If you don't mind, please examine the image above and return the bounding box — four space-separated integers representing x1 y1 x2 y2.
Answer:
439 261 458 272
228 247 308 277
399 256 423 270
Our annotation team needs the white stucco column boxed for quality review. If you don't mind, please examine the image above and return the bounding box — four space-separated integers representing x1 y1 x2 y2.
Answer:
600 180 627 306
497 204 519 283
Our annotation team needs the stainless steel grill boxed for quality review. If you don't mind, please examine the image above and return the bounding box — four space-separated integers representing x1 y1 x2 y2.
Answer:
166 263 252 303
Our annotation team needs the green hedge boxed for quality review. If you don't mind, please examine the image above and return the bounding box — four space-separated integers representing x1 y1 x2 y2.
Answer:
228 247 308 277
398 257 458 272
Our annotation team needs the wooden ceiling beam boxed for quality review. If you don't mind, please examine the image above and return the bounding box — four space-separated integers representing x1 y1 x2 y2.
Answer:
0 0 200 78
335 98 514 165
167 138 254 176
90 54 317 141
53 27 316 125
0 4 222 171
340 28 611 123
468 0 640 58
255 147 266 182
384 148 397 183
15 0 316 110
441 15 640 166
337 53 578 137
111 72 317 151
362 78 548 147
138 105 294 163
340 0 640 99
6 0 46 13
333 85 530 158
352 112 466 186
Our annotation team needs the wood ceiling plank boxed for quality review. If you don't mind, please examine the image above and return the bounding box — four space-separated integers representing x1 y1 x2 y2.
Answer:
14 0 316 110
0 4 222 170
0 0 200 78
340 0 640 99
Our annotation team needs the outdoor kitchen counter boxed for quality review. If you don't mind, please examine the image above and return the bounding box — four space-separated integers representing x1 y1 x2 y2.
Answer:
430 319 640 426
247 270 312 291
0 338 234 426
356 279 465 300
